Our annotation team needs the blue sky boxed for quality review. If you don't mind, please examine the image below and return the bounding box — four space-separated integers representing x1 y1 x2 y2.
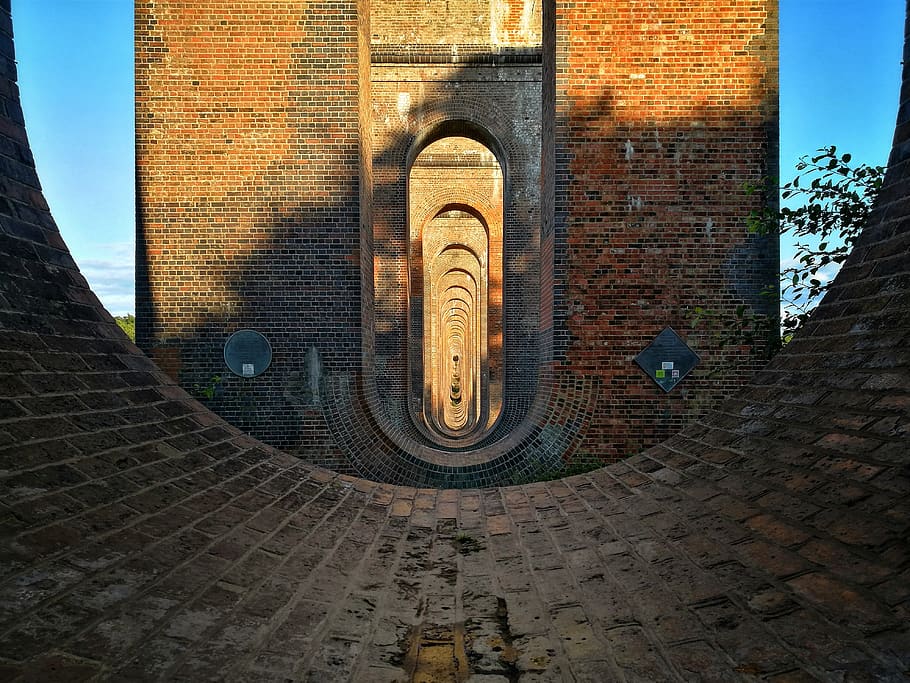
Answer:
10 0 907 316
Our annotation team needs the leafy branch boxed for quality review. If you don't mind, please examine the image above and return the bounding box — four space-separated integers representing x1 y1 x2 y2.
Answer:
747 145 884 339
193 374 222 400
114 314 135 342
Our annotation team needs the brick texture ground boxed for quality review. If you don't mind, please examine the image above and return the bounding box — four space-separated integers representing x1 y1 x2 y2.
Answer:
1 1 908 681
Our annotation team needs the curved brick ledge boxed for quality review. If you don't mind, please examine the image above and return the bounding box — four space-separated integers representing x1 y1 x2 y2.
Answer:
0 2 908 680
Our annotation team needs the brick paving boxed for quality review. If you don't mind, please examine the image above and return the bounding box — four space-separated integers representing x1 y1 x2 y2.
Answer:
1 1 909 681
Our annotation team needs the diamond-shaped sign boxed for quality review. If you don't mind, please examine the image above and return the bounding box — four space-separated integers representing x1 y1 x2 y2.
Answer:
634 327 700 392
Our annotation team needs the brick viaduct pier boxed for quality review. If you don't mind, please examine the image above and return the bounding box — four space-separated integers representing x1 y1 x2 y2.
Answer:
0 1 908 680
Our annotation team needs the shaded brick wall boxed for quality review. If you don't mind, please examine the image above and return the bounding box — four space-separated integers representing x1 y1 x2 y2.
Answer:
136 0 778 485
135 1 361 464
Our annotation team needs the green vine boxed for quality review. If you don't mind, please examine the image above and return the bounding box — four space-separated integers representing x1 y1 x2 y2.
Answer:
689 146 884 353
747 146 884 341
193 374 222 400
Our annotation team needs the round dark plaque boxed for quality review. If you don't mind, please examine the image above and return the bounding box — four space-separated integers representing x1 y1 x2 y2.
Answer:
224 329 272 378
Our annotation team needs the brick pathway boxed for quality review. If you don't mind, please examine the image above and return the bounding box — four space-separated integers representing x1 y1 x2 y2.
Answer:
1 439 908 680
0 1 908 680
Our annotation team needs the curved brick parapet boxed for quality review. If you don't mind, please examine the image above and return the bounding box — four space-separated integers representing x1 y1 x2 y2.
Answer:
0 1 907 680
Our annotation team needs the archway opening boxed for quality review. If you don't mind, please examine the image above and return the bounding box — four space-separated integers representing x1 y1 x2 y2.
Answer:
409 135 504 443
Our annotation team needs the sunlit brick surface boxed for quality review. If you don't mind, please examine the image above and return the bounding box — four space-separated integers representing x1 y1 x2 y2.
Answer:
133 0 779 486
136 0 777 486
0 0 908 672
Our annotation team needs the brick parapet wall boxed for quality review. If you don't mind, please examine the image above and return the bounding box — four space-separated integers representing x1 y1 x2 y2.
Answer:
370 0 541 47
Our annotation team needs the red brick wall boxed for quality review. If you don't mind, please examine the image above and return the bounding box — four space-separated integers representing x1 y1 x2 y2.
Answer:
136 1 361 458
136 0 778 485
554 0 779 459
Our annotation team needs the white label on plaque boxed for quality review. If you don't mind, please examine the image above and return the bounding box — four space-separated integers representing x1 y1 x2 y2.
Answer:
242 363 255 377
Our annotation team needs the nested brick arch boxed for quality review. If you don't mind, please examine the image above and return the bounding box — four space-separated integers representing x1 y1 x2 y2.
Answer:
404 117 513 177
418 203 502 234
364 83 545 464
407 181 506 446
409 150 505 443
411 195 502 242
410 189 503 239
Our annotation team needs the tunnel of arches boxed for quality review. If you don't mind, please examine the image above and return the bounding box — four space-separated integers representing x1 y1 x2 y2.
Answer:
408 135 504 446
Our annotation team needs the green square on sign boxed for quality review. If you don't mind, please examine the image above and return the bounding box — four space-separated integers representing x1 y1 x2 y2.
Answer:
633 327 701 392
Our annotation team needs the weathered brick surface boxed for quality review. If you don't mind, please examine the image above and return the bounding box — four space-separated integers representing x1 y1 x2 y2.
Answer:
134 0 778 485
134 0 360 467
1 0 908 680
554 0 779 463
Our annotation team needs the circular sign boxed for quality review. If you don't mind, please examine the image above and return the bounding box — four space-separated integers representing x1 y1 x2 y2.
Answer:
224 329 272 378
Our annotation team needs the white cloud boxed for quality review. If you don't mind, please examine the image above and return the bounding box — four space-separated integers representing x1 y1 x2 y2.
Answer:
780 256 843 284
72 242 135 316
814 262 843 284
779 259 844 318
